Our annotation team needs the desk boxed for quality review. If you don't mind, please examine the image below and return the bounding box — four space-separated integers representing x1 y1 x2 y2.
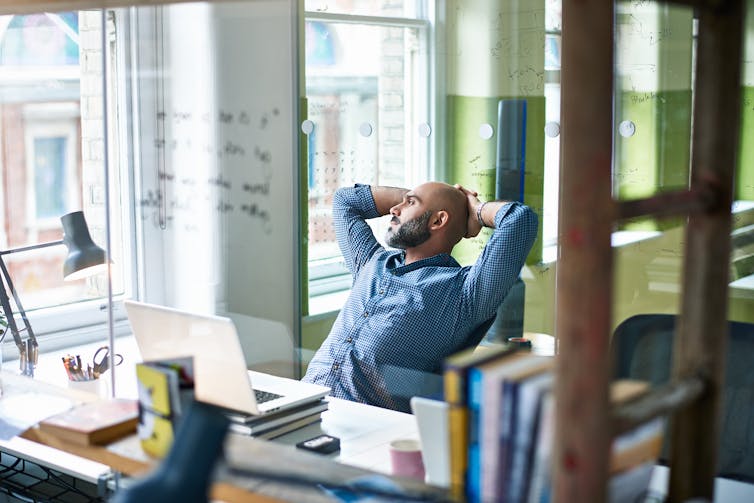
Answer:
647 465 754 503
4 367 441 502
730 273 754 300
274 395 420 474
8 359 754 502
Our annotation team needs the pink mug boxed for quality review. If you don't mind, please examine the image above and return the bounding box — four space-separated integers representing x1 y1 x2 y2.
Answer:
389 438 425 480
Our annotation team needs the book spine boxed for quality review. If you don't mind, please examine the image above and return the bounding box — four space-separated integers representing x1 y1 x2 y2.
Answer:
526 393 554 503
507 379 546 503
481 374 504 502
466 367 484 503
517 396 545 502
497 380 518 503
444 367 468 499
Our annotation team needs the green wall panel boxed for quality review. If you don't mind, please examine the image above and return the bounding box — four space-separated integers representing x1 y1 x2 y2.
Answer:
615 89 692 230
446 94 544 266
738 86 754 200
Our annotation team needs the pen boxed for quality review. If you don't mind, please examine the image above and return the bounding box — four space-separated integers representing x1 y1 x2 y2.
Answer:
62 356 73 380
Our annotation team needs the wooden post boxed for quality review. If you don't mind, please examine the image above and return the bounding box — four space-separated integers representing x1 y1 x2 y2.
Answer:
670 0 744 500
554 1 614 502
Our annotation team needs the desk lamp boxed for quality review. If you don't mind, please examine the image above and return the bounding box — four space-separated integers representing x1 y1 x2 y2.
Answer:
0 210 107 376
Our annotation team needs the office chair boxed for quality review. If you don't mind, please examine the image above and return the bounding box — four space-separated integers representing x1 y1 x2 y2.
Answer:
611 314 754 482
383 316 498 410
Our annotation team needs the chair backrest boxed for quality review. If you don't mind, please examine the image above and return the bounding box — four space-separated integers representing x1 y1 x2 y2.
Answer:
611 314 754 482
466 315 497 349
385 316 499 410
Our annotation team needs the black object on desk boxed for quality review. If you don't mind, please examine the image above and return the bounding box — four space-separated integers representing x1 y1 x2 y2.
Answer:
507 336 532 350
296 434 340 455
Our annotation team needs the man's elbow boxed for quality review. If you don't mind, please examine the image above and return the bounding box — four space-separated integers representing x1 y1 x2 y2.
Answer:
516 204 539 245
333 186 351 205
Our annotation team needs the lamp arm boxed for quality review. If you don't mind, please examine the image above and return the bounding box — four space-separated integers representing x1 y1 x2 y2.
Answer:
0 258 25 355
0 240 63 350
0 239 64 256
0 254 37 351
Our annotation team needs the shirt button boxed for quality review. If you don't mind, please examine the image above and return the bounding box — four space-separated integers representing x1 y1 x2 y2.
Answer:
333 363 339 370
363 312 368 317
346 337 353 343
379 289 384 295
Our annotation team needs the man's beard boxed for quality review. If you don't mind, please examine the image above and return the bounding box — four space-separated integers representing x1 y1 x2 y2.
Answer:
385 211 432 249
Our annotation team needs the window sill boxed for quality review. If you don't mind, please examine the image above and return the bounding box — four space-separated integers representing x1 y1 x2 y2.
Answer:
308 289 350 317
540 230 663 265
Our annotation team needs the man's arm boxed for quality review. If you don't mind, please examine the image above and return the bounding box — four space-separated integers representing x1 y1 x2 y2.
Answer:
455 184 538 324
332 184 407 277
370 186 409 216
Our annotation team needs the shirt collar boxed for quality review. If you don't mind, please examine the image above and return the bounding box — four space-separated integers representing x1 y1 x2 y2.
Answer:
385 250 460 275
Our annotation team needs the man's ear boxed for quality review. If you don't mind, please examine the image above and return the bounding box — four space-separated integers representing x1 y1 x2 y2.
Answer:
429 210 450 230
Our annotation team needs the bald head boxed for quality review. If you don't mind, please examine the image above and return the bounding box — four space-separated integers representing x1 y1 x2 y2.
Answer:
412 182 468 245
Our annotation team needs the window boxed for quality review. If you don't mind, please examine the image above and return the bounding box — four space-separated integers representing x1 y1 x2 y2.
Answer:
542 0 561 252
24 104 80 229
0 11 127 348
304 1 432 314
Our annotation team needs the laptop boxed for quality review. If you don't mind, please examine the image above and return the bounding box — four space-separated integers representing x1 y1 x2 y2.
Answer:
124 300 330 416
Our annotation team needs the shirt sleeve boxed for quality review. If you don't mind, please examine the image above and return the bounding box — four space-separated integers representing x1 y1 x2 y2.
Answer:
332 184 384 278
460 202 539 325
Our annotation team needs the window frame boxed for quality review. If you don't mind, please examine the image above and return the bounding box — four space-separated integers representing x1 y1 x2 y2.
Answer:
303 6 436 315
0 9 136 355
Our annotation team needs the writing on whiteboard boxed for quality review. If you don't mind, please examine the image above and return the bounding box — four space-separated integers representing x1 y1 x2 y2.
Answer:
140 106 280 233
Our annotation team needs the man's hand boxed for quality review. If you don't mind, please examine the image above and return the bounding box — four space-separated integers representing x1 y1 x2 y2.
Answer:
454 184 483 238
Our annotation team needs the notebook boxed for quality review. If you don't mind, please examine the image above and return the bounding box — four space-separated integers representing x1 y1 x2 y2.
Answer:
124 300 330 416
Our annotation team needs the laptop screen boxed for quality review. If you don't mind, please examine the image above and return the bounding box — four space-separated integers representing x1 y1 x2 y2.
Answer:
124 300 261 414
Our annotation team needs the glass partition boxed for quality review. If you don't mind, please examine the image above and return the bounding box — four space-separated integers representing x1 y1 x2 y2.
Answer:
0 0 751 413
120 1 302 378
304 17 430 315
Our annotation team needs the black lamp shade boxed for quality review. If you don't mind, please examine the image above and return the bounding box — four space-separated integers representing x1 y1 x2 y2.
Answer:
61 211 108 281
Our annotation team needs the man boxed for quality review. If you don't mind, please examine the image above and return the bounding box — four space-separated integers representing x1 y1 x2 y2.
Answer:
302 182 538 412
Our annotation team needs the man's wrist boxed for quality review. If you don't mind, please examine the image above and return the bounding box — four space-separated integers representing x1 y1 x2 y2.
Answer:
476 202 488 227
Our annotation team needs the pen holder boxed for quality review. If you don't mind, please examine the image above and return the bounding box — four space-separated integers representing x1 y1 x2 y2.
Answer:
68 376 108 397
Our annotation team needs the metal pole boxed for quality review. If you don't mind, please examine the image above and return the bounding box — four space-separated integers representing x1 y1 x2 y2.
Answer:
102 8 116 398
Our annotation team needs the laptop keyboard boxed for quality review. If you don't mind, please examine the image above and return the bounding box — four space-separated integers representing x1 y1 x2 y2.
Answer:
254 388 283 404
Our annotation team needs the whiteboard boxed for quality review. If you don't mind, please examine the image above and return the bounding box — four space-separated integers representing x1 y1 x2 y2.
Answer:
133 0 300 377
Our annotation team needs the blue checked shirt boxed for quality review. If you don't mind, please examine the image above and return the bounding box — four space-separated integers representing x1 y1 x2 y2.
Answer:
302 184 538 412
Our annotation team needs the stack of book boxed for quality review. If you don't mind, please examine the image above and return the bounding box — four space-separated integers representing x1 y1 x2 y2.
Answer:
226 398 328 439
443 346 664 503
37 399 139 446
